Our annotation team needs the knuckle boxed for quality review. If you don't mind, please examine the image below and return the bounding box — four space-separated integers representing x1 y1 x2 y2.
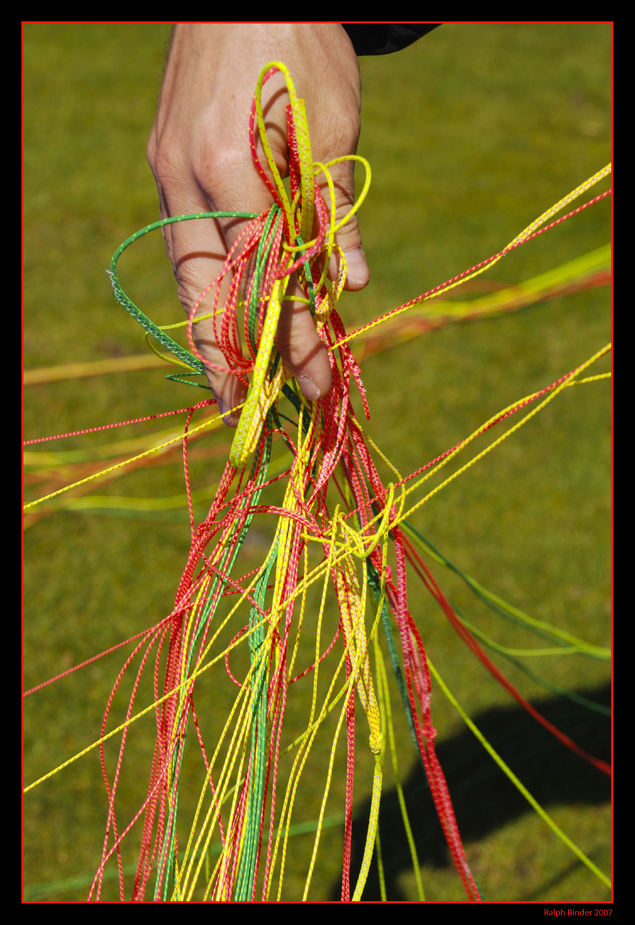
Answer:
147 135 184 189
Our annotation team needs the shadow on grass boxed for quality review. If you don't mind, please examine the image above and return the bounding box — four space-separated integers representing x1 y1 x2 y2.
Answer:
330 682 611 901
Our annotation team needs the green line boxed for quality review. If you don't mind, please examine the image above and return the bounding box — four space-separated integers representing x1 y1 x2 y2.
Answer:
108 211 259 376
401 520 609 660
427 656 611 892
23 813 347 901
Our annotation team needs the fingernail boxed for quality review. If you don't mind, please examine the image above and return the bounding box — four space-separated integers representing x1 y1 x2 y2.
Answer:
297 375 321 401
344 246 370 287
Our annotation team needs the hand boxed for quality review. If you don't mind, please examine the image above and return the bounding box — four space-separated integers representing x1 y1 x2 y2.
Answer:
147 22 370 424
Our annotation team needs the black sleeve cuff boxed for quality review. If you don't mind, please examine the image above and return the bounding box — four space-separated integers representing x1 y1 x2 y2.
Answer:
342 23 440 56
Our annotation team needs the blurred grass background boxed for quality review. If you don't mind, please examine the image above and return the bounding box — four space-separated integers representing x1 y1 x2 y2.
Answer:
22 22 611 902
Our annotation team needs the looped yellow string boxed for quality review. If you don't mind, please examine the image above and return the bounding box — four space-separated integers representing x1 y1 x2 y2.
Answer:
229 62 372 470
252 62 302 235
337 514 367 559
336 482 403 561
315 243 348 324
362 482 399 558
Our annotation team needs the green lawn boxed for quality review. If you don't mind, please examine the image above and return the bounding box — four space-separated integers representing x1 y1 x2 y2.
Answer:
23 22 611 903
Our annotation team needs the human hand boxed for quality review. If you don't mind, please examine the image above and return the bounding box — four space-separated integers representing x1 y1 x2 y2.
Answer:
147 22 370 425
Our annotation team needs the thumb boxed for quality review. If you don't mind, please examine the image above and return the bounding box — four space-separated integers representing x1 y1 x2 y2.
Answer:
340 241 370 291
324 159 370 292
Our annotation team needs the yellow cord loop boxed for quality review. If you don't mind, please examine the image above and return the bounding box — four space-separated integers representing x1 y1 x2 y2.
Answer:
229 61 371 470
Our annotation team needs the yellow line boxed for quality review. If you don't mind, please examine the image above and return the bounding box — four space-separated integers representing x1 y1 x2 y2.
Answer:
24 354 165 385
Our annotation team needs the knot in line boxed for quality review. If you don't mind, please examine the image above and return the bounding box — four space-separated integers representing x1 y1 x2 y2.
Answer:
368 730 384 758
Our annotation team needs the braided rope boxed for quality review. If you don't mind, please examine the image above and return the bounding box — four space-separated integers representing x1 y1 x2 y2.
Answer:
23 59 611 903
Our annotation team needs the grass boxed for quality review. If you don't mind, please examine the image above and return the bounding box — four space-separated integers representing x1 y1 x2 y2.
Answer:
22 22 611 903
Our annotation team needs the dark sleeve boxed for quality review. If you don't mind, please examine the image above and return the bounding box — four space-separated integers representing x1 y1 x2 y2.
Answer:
342 23 440 56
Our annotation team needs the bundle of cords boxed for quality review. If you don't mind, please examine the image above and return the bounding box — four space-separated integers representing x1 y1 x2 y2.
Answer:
89 61 611 902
